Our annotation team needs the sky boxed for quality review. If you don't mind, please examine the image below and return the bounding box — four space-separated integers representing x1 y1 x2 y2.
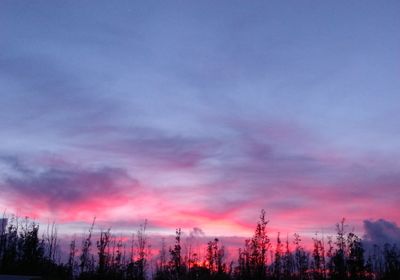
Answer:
0 1 399 242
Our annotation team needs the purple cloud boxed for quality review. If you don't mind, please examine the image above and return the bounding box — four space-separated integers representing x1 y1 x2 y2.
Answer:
363 219 400 246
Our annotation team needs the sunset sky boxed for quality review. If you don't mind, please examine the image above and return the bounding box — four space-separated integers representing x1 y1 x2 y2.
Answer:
0 1 399 242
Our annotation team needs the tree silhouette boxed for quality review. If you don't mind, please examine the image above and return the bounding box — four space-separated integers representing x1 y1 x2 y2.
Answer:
311 233 326 280
293 233 308 280
0 211 398 280
79 217 96 276
273 232 283 280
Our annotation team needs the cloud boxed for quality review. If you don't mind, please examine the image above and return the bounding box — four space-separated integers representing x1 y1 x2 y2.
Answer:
363 219 400 246
190 227 205 238
70 125 222 171
0 156 139 220
1 114 399 238
0 0 399 243
5 167 135 206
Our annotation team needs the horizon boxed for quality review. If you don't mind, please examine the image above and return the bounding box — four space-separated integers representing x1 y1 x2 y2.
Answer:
1 0 400 247
0 211 398 268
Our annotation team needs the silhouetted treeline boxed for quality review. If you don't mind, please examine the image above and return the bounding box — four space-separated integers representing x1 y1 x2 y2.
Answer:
0 211 399 280
0 215 69 279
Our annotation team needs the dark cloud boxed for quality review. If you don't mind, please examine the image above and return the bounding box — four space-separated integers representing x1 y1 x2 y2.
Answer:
190 227 205 238
0 156 138 210
0 155 33 176
74 125 222 170
363 219 400 246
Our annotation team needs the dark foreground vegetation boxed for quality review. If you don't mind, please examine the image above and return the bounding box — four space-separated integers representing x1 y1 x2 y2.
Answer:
0 210 399 280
